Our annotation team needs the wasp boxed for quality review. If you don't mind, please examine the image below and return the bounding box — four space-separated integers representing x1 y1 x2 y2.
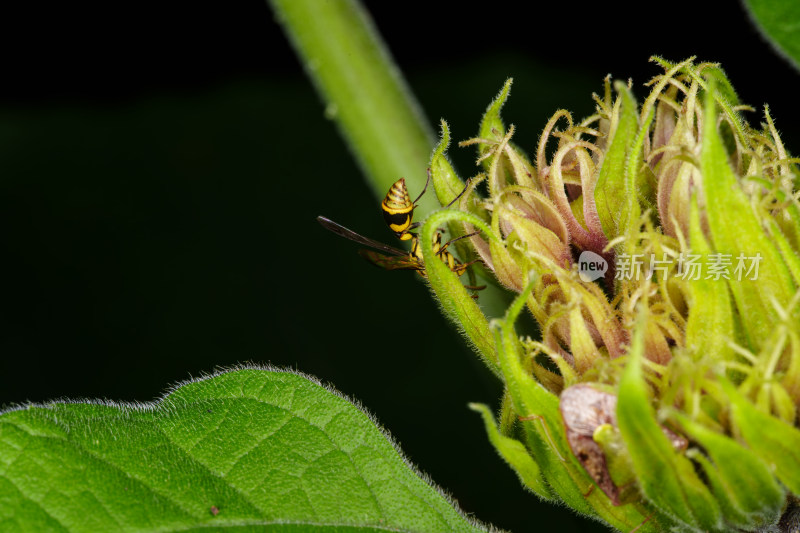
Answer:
381 177 422 242
317 173 479 280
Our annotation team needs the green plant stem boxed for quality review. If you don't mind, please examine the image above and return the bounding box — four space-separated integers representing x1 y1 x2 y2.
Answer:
270 0 438 214
271 0 511 318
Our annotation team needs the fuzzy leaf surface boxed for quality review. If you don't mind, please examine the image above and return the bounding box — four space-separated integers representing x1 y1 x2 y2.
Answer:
0 368 487 533
744 0 800 71
700 87 796 351
594 82 639 240
617 319 721 531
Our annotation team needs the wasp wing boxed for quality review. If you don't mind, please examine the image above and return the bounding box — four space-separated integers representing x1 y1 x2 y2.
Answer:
317 216 407 256
358 249 421 271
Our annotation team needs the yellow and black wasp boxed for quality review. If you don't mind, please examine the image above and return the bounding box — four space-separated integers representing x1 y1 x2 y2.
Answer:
317 173 479 280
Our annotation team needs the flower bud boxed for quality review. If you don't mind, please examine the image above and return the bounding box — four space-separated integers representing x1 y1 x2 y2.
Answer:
421 58 800 531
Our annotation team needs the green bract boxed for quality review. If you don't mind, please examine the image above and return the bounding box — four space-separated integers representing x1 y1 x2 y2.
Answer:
422 58 800 532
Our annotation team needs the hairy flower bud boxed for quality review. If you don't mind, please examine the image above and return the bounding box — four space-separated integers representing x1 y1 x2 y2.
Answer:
425 58 800 532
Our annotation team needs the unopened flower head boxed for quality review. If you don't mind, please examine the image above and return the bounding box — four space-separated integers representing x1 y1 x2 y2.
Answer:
423 57 800 532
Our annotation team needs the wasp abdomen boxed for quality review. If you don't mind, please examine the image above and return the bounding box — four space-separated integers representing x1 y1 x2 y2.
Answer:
381 178 415 240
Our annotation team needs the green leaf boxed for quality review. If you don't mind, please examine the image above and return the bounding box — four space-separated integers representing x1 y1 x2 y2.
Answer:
475 80 536 191
617 314 722 531
494 283 658 532
428 124 512 317
594 82 640 240
698 65 741 108
0 368 488 533
650 57 749 148
685 196 735 361
478 79 512 162
768 215 800 289
722 378 800 495
493 282 596 517
673 412 784 530
420 210 501 377
700 84 797 351
429 122 480 268
430 120 469 208
468 403 552 500
744 0 800 71
620 103 654 242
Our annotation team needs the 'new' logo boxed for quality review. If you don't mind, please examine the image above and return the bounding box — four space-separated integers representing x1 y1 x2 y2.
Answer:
578 251 608 282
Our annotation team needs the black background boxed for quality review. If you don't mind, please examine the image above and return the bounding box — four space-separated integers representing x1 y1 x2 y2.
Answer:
1 2 798 532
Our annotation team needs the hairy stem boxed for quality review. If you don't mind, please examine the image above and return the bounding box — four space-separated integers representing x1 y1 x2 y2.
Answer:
270 0 511 316
269 0 438 214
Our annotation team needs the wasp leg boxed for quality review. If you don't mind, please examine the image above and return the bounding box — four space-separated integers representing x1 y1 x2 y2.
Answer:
435 233 465 258
452 259 484 278
518 414 566 462
444 177 474 208
412 168 433 206
440 231 480 252
629 514 653 533
435 234 485 278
